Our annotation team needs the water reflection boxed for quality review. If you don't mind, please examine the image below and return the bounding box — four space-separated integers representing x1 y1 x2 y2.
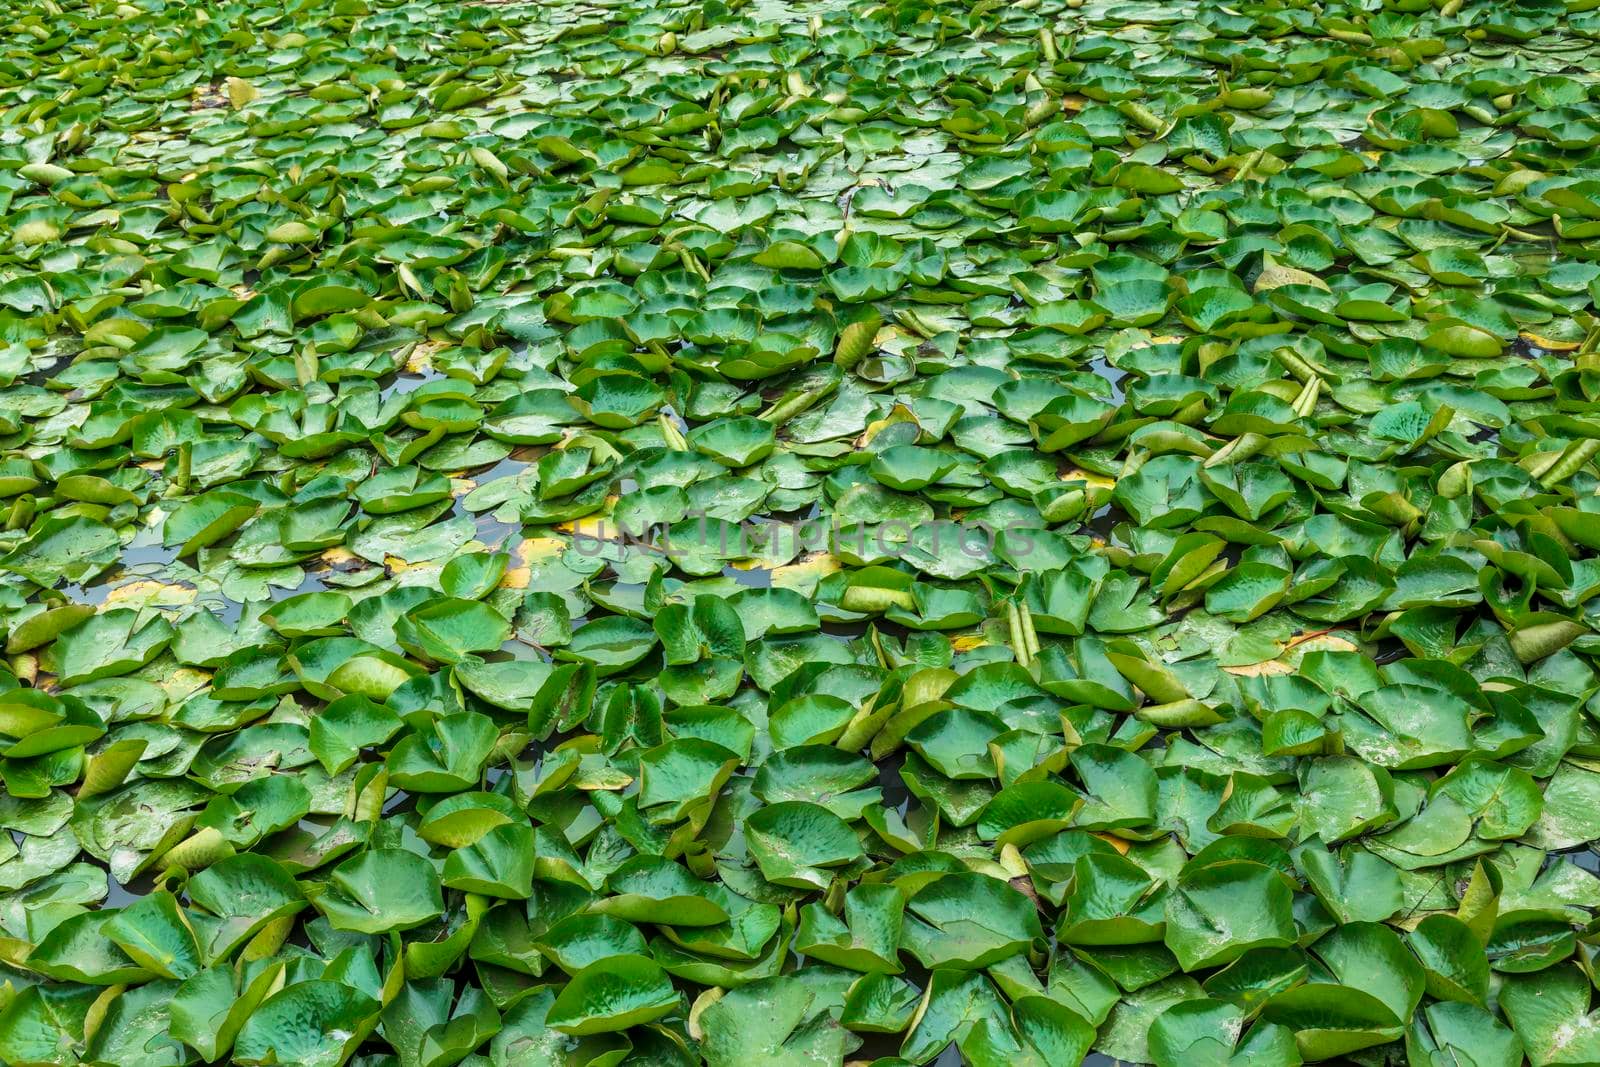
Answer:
1082 503 1129 542
722 563 772 587
472 512 524 548
95 863 158 909
454 455 530 548
59 525 183 604
1551 845 1600 877
381 369 444 398
877 751 910 814
1089 355 1127 403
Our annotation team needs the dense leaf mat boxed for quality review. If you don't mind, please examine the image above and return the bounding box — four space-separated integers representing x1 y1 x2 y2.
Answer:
3 0 1600 1063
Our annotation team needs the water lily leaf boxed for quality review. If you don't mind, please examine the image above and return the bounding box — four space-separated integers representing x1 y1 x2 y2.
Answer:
594 855 730 926
1261 982 1405 1061
164 491 260 556
0 517 121 586
313 848 444 933
1164 860 1296 971
1295 843 1401 924
386 711 497 792
688 415 776 467
795 882 904 973
637 737 739 824
27 908 153 983
558 615 659 676
1150 998 1300 1067
745 801 865 890
440 551 509 601
0 983 99 1065
233 979 380 1067
52 609 174 686
546 954 679 1035
80 977 183 1067
1056 852 1165 947
1501 964 1600 1066
531 912 643 975
443 822 535 899
3 0 1600 1055
700 972 857 1066
1408 913 1489 1007
186 853 307 958
104 889 202 980
901 870 1043 969
655 595 745 665
0 690 104 758
902 968 1013 1063
395 598 511 665
1527 762 1600 850
1406 1001 1523 1067
309 694 403 775
1071 744 1157 831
